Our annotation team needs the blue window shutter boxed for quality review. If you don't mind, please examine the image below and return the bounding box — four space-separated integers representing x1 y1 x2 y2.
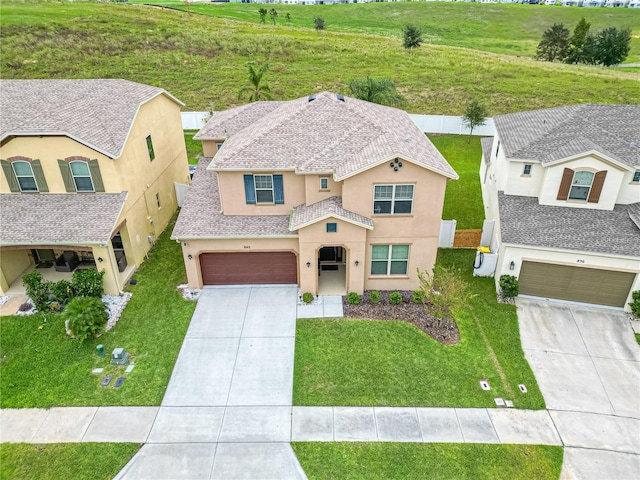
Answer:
244 174 256 204
274 174 284 204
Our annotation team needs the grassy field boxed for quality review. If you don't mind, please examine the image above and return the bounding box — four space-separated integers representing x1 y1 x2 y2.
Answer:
293 249 545 409
293 443 563 480
0 215 195 408
1 2 638 114
137 1 640 62
430 135 484 229
0 443 140 480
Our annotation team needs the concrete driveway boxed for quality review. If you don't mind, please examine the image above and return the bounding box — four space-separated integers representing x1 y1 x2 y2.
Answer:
517 298 640 479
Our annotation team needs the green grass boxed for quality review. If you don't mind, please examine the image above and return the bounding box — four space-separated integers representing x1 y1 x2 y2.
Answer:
429 135 484 229
184 130 203 164
135 1 640 63
0 443 140 480
635 333 640 346
293 443 563 480
293 249 544 409
0 215 195 408
1 2 639 114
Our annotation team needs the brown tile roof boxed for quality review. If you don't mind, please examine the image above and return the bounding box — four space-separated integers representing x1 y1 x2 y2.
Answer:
0 192 127 245
171 158 294 239
498 192 640 258
493 104 640 168
290 196 374 231
0 79 183 159
481 137 494 165
201 92 458 180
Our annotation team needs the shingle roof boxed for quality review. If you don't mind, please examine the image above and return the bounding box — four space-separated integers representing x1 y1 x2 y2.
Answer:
493 104 640 168
0 79 183 159
0 192 127 245
290 196 374 231
481 137 494 165
171 158 293 239
202 92 458 180
497 192 640 258
194 102 286 140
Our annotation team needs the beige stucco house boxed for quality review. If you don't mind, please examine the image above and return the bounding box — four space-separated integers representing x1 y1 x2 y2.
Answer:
480 104 640 311
0 79 190 295
172 92 458 295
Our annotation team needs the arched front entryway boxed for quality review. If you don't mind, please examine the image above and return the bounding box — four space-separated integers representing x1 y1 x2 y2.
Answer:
317 246 347 295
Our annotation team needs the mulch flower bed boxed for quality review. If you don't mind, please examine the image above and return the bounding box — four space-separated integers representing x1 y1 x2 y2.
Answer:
342 290 460 345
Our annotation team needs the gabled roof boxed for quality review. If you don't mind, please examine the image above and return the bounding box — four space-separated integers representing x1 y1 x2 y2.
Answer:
290 196 374 231
201 92 458 180
497 192 640 258
171 158 293 239
493 104 640 168
0 79 183 159
0 192 127 246
481 137 494 165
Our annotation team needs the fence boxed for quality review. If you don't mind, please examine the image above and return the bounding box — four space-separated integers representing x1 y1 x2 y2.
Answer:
182 112 496 136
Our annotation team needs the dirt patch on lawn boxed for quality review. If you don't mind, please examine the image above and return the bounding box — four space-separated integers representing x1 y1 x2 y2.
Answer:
453 229 482 248
342 291 460 345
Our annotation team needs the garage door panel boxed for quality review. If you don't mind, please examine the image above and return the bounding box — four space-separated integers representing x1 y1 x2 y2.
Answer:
200 252 297 285
519 261 635 308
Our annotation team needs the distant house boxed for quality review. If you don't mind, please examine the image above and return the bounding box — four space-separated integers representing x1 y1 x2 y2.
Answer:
0 80 189 295
173 92 458 295
480 104 640 311
605 0 629 6
561 0 583 5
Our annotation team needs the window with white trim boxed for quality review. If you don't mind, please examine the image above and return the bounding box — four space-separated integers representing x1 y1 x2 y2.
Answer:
69 161 94 192
371 245 409 275
523 164 532 175
373 184 414 215
633 171 640 183
568 171 594 201
254 174 274 204
320 177 329 190
12 161 38 192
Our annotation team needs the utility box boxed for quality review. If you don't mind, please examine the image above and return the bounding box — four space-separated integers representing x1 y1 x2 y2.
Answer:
111 348 130 366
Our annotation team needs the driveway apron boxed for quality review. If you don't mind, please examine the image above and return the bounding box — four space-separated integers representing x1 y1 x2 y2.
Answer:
517 298 640 480
115 285 307 480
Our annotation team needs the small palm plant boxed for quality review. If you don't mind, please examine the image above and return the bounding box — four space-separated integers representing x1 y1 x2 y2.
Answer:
238 64 273 103
63 297 108 343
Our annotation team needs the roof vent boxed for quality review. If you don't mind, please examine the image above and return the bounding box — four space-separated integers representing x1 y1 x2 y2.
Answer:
308 94 316 102
336 94 345 102
543 119 547 124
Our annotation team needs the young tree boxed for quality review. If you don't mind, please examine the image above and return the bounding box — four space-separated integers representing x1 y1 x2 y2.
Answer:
314 16 325 33
417 267 474 328
269 8 278 25
258 8 267 24
183 0 193 15
565 17 591 64
462 99 488 143
535 23 569 62
348 76 405 107
594 27 631 67
237 64 273 103
403 24 423 50
285 12 291 25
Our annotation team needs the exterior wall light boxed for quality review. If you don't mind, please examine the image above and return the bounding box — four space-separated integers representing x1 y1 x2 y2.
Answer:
355 260 359 266
97 257 103 263
306 261 311 268
187 254 193 260
510 261 515 270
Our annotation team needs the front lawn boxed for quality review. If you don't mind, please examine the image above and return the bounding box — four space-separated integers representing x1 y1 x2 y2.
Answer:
293 443 563 480
0 215 195 408
0 443 140 480
429 135 484 230
293 249 544 409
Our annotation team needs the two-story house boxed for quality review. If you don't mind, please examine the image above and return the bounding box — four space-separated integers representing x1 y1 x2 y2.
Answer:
172 92 458 295
480 104 640 311
0 79 190 295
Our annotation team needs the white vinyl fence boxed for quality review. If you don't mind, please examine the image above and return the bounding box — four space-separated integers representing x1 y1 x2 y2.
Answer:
438 220 457 248
182 112 496 136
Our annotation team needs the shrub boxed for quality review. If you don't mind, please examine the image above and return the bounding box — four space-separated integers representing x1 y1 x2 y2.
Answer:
72 269 105 298
418 267 474 328
412 289 426 304
63 297 108 343
302 292 314 304
369 290 380 304
629 291 640 318
347 292 360 305
22 271 49 312
52 280 73 306
499 275 519 298
389 292 403 305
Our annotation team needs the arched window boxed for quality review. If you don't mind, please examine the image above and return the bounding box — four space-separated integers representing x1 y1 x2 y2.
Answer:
69 161 94 192
568 171 594 201
12 161 38 192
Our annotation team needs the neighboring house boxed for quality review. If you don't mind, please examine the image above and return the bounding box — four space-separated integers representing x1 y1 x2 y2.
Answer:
172 92 458 295
0 79 190 295
480 104 640 311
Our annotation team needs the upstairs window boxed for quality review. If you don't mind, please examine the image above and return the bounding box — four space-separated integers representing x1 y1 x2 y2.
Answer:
568 171 595 201
243 174 284 205
254 175 274 203
70 161 94 192
146 135 155 161
523 164 532 176
632 171 640 183
557 168 606 204
326 222 337 233
12 161 38 192
373 184 414 215
320 177 329 190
